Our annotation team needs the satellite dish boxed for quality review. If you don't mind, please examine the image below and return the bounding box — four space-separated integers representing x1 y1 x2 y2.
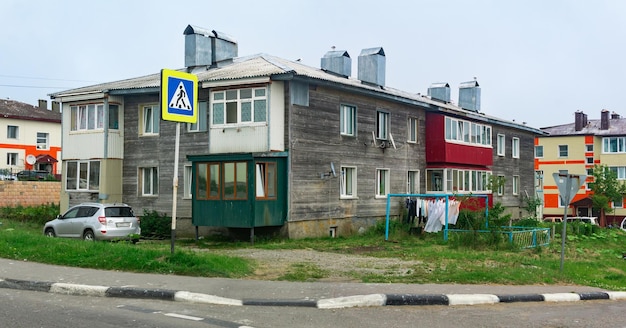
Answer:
330 162 336 178
26 155 36 165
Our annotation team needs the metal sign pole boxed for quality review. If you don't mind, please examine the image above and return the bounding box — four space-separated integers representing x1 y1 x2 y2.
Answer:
559 177 571 272
171 122 180 254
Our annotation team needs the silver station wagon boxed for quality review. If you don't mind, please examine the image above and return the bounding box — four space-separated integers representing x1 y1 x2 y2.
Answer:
44 203 141 242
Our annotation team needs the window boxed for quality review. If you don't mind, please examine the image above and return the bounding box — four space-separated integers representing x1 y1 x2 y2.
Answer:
445 117 490 146
407 117 418 143
211 88 267 126
613 197 624 209
586 157 594 164
340 104 356 136
535 170 543 190
188 101 208 132
197 163 220 200
224 162 247 200
376 168 390 197
497 134 505 156
426 169 444 192
376 111 389 140
512 175 520 195
183 165 192 199
7 125 18 139
140 105 160 135
407 170 419 194
194 162 255 200
36 132 49 150
603 137 626 153
66 161 100 191
497 175 505 196
535 145 543 158
512 137 519 158
609 166 626 180
139 167 158 196
340 166 357 198
586 144 593 152
256 162 276 199
558 145 568 157
70 104 112 131
6 153 17 166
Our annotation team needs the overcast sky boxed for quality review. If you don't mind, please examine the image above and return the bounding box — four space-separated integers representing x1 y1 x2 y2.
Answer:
1 0 624 129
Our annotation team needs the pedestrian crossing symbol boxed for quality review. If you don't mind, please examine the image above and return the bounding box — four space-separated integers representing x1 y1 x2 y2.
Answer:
160 69 198 123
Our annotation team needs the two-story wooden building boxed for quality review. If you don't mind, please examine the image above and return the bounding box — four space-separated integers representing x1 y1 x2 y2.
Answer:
50 25 543 238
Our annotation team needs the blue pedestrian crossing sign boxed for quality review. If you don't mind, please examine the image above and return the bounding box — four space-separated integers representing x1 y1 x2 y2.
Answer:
161 69 198 123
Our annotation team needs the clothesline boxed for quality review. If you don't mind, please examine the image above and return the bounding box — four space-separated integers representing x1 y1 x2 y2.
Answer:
384 193 490 241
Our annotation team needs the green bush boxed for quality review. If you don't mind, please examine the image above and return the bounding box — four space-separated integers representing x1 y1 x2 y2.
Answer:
0 203 59 225
140 209 171 239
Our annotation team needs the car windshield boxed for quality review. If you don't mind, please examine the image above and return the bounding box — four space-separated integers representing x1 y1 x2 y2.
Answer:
104 207 134 217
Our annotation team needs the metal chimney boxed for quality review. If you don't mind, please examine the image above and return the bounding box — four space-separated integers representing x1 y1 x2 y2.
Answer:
321 50 351 77
427 82 451 103
357 47 385 87
184 25 212 68
458 80 481 112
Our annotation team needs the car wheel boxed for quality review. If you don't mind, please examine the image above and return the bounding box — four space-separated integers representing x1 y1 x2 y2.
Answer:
83 230 95 241
44 228 56 237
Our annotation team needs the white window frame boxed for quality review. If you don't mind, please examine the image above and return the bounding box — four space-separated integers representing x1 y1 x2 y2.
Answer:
613 197 624 209
65 160 100 191
7 125 18 139
340 104 356 136
139 167 159 196
183 164 192 199
407 170 420 194
586 144 594 152
558 145 568 157
497 134 505 156
497 175 505 196
376 111 389 140
603 137 626 153
211 87 268 126
340 166 357 198
446 117 490 146
512 137 520 158
6 153 17 166
187 101 208 132
586 157 594 164
375 168 390 198
535 170 543 190
512 175 520 196
140 104 160 136
535 145 543 158
36 132 49 150
407 117 418 143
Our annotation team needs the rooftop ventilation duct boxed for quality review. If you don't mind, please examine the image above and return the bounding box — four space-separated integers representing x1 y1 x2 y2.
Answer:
458 80 481 112
321 50 351 77
184 25 238 69
358 47 385 87
427 82 451 103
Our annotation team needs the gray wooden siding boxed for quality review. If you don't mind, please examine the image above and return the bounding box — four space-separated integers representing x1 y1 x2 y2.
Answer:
287 84 427 222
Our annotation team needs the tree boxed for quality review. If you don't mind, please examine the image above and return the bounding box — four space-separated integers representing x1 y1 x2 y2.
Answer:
590 164 626 227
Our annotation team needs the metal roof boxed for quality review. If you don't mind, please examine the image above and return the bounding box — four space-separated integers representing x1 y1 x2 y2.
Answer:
49 53 544 135
0 99 61 123
541 118 626 136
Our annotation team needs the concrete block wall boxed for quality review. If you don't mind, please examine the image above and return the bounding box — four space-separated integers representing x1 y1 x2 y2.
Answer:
0 181 61 207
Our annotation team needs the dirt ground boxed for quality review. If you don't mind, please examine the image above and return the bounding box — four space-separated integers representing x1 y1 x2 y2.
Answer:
211 248 425 282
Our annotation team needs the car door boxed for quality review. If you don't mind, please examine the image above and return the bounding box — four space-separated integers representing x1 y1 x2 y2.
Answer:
55 207 81 237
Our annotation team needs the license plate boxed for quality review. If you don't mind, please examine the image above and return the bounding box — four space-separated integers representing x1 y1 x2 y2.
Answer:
116 222 130 228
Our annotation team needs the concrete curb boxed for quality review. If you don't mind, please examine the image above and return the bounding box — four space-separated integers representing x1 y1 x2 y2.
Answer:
1 278 624 309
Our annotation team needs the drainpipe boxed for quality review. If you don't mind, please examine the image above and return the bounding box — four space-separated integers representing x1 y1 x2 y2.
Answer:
103 92 109 159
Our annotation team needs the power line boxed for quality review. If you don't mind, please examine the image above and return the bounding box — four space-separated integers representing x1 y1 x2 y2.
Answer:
0 84 73 89
0 74 98 83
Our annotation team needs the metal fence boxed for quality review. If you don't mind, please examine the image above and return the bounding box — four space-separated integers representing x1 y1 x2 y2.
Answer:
449 227 551 249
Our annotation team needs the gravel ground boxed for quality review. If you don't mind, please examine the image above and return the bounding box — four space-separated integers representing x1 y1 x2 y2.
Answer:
211 248 424 282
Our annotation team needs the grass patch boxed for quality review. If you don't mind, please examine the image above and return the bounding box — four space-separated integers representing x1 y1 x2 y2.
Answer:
2 211 626 289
